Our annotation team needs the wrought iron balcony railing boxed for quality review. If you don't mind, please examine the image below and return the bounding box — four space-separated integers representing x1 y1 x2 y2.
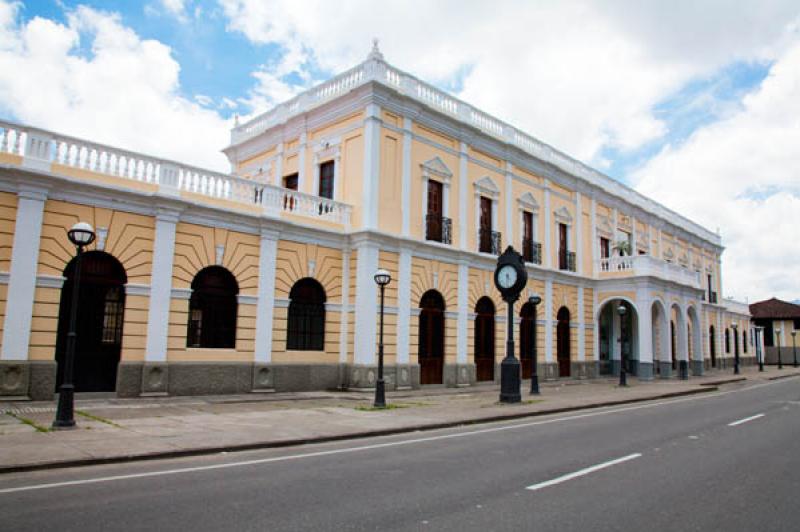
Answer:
479 228 501 255
425 214 452 245
522 238 542 265
559 249 576 272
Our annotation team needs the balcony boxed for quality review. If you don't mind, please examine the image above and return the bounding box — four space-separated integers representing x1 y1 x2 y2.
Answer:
0 121 352 227
425 214 452 245
522 238 542 265
479 228 501 255
597 255 702 289
559 250 576 272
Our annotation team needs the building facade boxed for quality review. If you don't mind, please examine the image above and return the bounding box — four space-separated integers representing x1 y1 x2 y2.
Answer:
749 298 800 365
0 46 754 400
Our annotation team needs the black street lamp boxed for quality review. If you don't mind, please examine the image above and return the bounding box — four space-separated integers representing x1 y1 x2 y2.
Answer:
731 323 740 375
776 328 783 369
373 268 391 408
756 326 764 372
618 303 627 387
53 222 96 429
792 331 797 368
529 294 542 395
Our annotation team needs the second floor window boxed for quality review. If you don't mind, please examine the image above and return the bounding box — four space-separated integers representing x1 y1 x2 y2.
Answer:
558 223 575 271
426 179 451 244
600 237 610 259
319 161 334 199
522 211 540 264
283 173 298 190
478 196 499 254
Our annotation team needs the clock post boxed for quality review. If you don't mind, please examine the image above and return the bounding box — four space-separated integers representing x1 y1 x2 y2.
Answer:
494 246 528 404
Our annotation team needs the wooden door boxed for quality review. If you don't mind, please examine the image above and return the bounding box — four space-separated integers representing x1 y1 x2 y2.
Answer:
522 212 533 261
419 291 445 385
558 223 568 269
474 297 495 381
519 302 535 379
427 180 443 241
55 252 126 392
557 307 571 377
479 197 492 252
709 326 716 368
318 161 334 199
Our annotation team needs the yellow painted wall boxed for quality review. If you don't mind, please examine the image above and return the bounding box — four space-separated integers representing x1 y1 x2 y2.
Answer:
0 191 18 272
378 128 402 234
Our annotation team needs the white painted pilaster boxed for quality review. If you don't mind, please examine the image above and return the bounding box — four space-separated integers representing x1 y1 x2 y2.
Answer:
254 228 279 363
396 249 412 364
590 196 598 277
575 191 583 275
637 292 653 365
361 104 382 230
505 163 513 247
1 187 46 361
544 279 553 362
274 143 284 186
456 261 469 364
401 117 412 237
458 142 468 249
298 132 308 191
577 285 585 361
144 210 179 362
339 247 351 363
353 243 379 364
543 181 552 268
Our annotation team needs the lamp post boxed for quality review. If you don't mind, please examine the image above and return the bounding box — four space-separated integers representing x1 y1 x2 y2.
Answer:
792 331 797 368
618 303 627 387
731 323 739 375
529 294 542 395
53 222 96 429
776 328 783 369
373 269 391 408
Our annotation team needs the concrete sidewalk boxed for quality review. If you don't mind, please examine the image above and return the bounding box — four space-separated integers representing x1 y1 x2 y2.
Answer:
1 366 798 474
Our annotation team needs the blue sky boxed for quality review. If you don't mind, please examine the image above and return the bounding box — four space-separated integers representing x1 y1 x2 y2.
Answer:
1 0 799 300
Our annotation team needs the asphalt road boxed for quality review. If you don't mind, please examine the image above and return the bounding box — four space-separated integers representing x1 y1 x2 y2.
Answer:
1 378 799 532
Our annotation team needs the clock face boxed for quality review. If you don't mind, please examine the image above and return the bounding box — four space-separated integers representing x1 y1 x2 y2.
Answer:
497 265 517 289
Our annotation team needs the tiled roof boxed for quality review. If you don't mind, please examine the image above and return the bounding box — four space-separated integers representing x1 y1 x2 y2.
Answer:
749 298 800 319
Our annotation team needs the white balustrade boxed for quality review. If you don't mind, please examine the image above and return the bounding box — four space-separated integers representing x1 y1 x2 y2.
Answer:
0 119 352 227
597 254 701 289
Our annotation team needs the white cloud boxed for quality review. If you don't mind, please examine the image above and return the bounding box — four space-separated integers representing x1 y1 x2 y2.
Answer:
159 0 187 21
634 43 800 301
0 2 232 171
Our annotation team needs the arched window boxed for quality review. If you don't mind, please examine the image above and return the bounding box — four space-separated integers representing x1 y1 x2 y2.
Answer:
725 329 730 353
419 290 445 385
287 278 326 350
187 266 239 348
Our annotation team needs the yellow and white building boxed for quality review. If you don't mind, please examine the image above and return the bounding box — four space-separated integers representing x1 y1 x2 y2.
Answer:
0 45 753 399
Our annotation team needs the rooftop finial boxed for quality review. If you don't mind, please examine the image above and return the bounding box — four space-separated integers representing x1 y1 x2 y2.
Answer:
368 38 384 61
234 113 240 127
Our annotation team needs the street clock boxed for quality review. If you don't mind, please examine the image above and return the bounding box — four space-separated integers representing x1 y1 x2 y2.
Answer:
494 246 528 303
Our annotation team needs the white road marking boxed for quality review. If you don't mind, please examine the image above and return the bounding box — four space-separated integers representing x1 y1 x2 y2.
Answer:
728 413 765 426
0 379 788 495
526 453 642 492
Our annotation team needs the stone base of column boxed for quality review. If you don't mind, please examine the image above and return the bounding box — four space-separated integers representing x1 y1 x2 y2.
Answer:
543 362 559 381
658 361 673 378
445 363 474 387
0 361 56 400
610 359 621 376
140 363 169 396
691 360 704 376
637 362 654 381
251 363 275 392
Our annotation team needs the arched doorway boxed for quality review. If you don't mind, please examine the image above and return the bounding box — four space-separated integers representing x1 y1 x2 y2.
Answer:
519 301 536 379
55 251 127 392
670 320 677 370
287 278 326 351
651 300 669 376
188 266 239 348
418 290 445 385
709 325 716 367
556 307 571 377
474 297 495 382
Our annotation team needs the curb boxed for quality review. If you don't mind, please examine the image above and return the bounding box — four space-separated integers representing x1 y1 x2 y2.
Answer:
767 372 800 381
700 377 747 386
0 386 717 475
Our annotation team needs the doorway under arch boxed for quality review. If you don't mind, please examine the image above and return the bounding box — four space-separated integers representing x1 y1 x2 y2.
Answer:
418 290 445 385
55 251 127 393
474 297 495 382
519 301 536 379
709 325 717 368
556 307 571 377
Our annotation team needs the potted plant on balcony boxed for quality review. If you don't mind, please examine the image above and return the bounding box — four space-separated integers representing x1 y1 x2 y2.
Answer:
613 240 631 257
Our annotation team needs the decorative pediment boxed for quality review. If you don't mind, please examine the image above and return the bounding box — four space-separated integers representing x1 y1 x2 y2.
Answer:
618 214 632 231
596 216 613 238
664 248 675 261
553 206 573 224
313 137 341 161
679 253 689 266
473 176 500 199
517 192 539 212
421 156 453 180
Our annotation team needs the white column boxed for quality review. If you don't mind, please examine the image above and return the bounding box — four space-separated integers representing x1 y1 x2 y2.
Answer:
1 187 46 361
505 163 514 247
575 191 583 275
253 228 279 363
353 243 379 364
679 307 689 362
361 104 381 230
144 210 179 362
339 247 351 363
274 143 284 186
543 181 552 268
396 249 412 364
612 310 621 361
631 215 638 252
544 279 553 362
590 197 598 277
298 132 308 191
592 289 599 363
456 261 469 364
401 117 412 237
577 285 585 361
637 292 653 367
458 142 468 249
